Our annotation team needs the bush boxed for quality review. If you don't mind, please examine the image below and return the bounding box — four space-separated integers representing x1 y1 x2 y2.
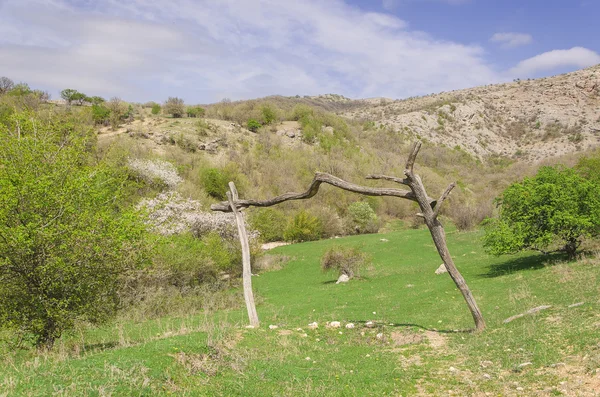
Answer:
199 166 242 200
187 106 206 118
248 208 288 242
346 201 380 234
0 111 149 348
283 210 322 242
247 119 261 132
483 165 600 259
321 245 370 279
151 103 161 115
91 103 111 125
261 104 277 125
163 97 185 118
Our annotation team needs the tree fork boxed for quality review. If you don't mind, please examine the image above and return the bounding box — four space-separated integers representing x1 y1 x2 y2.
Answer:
213 142 485 332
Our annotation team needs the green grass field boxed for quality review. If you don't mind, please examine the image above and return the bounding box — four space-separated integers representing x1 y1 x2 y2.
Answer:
1 227 599 396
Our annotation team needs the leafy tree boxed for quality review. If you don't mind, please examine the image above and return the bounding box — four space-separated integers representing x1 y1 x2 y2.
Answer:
163 97 185 118
60 88 79 105
200 167 231 200
106 97 127 129
346 201 380 234
0 111 148 348
575 152 600 185
483 166 600 259
0 77 15 95
247 119 261 132
151 103 161 115
9 83 32 97
89 96 105 106
248 208 288 242
71 91 87 106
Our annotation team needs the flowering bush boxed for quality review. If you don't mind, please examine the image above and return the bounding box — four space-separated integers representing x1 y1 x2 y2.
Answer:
128 158 183 189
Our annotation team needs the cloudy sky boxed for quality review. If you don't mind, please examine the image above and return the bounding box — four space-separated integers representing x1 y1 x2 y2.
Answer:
1 0 598 103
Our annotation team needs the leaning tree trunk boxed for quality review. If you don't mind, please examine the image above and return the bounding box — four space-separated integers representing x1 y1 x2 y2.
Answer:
213 142 485 332
226 182 259 328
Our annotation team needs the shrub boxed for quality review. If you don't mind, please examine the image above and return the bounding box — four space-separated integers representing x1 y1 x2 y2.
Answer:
248 208 288 242
151 103 161 115
163 97 185 118
261 104 277 125
247 119 261 132
283 210 323 242
0 111 149 348
199 166 242 200
483 165 600 259
321 245 370 278
91 103 111 125
187 106 206 118
346 201 380 234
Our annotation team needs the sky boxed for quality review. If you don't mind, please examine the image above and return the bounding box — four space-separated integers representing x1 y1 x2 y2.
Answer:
0 0 598 104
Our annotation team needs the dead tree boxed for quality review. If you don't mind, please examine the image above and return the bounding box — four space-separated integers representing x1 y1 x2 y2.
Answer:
212 142 485 332
226 182 259 327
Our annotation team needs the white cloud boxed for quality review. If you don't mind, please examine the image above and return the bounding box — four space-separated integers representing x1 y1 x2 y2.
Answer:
0 0 500 102
383 0 469 9
509 47 600 77
490 32 533 49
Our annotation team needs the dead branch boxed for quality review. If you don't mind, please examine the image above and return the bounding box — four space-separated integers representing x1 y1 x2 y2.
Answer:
433 182 456 219
212 172 435 212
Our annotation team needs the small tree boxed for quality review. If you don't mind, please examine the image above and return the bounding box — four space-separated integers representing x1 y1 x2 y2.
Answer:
346 201 380 234
0 111 148 348
163 97 185 118
60 88 79 105
71 91 87 106
0 77 15 95
89 96 105 106
483 166 600 259
283 210 322 242
261 104 277 125
106 97 127 129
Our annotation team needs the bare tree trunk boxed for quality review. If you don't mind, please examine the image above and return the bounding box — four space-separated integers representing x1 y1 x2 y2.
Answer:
226 182 259 328
214 142 486 332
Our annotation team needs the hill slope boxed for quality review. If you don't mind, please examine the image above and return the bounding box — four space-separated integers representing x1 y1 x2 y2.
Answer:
340 65 600 161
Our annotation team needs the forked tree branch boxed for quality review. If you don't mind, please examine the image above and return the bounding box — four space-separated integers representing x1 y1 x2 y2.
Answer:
366 174 409 186
433 182 456 219
211 172 435 212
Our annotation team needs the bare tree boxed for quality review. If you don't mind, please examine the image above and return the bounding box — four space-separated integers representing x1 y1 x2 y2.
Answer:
0 77 14 95
212 142 486 332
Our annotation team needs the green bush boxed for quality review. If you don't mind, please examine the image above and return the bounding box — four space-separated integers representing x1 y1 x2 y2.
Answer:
321 245 370 279
0 111 149 348
91 104 111 125
247 119 261 132
249 208 288 242
483 165 600 259
187 106 206 118
283 210 323 242
199 166 243 200
151 103 161 115
346 201 380 234
261 104 277 125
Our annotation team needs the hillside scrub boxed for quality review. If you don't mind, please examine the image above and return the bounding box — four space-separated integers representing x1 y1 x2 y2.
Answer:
321 245 370 279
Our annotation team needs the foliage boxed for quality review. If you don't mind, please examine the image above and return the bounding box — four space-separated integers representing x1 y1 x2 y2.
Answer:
261 104 277 125
0 111 149 348
186 106 205 118
283 210 323 242
575 152 600 185
89 96 105 105
320 245 370 278
247 119 261 132
248 208 288 242
0 76 15 95
151 103 161 115
60 88 84 105
106 97 128 129
346 201 380 234
483 166 600 259
91 104 111 125
163 97 185 118
199 167 242 200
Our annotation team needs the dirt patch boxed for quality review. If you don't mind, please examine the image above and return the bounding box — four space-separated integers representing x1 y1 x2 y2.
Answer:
390 331 424 346
424 331 447 349
542 361 600 396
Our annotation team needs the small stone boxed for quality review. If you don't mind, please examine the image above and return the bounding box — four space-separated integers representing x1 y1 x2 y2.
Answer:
449 366 458 372
305 357 311 361
376 333 384 340
308 322 318 329
435 264 448 275
327 321 341 328
380 238 389 242
365 354 371 357
336 274 350 284
480 360 493 368
518 362 532 368
301 333 308 338
372 311 377 315
345 323 355 329
482 373 491 380
516 387 524 391
245 325 255 329
339 331 343 335
269 324 278 330
365 321 376 328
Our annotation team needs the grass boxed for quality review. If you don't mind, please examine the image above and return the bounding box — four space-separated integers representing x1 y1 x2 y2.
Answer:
1 227 599 396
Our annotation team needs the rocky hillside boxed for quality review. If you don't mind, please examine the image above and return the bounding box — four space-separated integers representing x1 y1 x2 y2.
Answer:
340 65 600 161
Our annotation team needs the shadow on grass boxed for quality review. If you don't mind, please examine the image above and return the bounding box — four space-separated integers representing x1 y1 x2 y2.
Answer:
82 341 119 352
480 252 566 278
350 320 473 334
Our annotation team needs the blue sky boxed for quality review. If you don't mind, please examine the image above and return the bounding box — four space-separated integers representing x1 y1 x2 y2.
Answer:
0 0 598 104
